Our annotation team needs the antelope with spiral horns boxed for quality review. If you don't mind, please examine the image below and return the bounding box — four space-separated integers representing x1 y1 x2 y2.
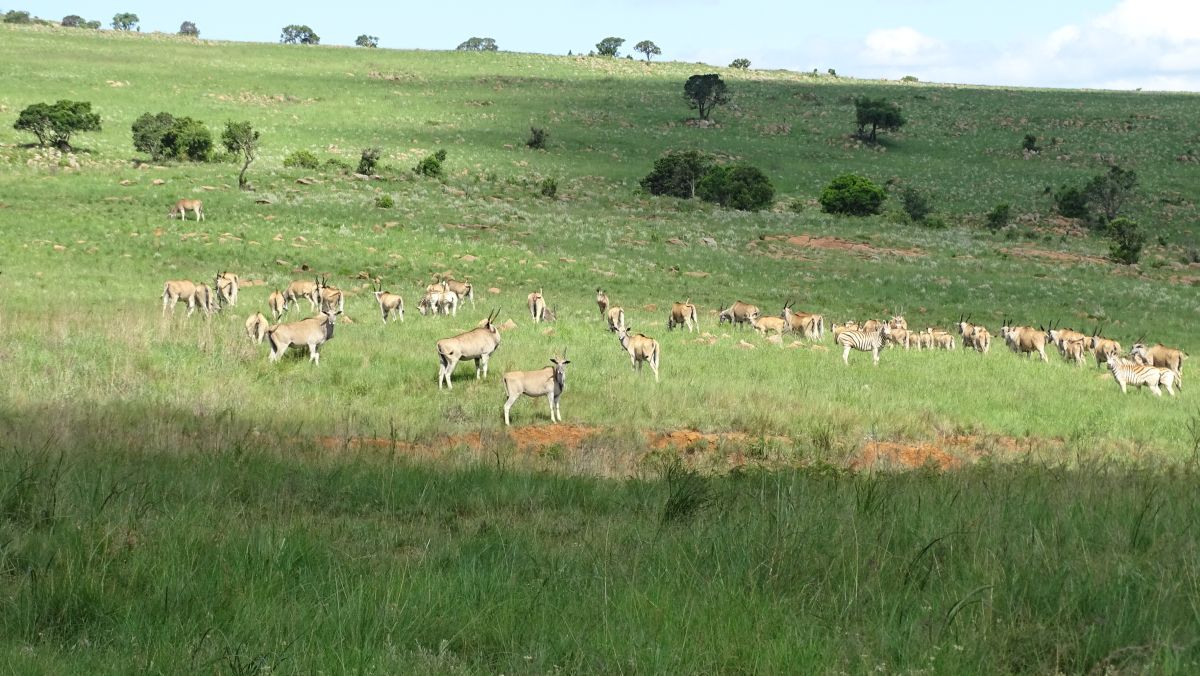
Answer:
437 309 502 390
1089 326 1121 368
667 299 698 332
373 280 404 322
161 280 215 317
782 301 824 340
616 325 660 382
317 275 344 315
596 289 610 315
1131 339 1188 376
168 199 203 221
501 351 571 426
283 276 322 313
266 310 336 365
1001 318 1048 362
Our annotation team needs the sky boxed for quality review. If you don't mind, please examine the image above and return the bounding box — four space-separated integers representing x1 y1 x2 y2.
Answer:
19 0 1200 91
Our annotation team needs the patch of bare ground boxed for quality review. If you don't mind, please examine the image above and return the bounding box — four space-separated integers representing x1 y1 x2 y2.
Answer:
753 234 924 259
1001 245 1109 265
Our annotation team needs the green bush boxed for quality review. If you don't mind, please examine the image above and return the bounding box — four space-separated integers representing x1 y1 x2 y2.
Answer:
729 58 750 70
819 174 886 216
323 157 352 173
357 147 381 175
986 204 1012 231
1108 217 1145 265
283 150 320 169
1022 134 1039 152
4 10 32 23
413 149 447 178
1053 185 1089 219
696 164 774 211
899 186 932 222
15 100 101 150
540 177 558 198
526 127 548 150
131 112 211 161
375 194 394 209
640 150 712 199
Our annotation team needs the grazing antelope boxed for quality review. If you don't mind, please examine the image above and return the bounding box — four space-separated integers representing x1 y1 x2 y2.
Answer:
1001 319 1048 362
1089 329 1122 368
718 301 760 328
443 278 475 308
501 353 571 426
750 313 787 337
837 324 892 366
437 309 502 389
373 280 404 322
606 305 625 333
527 289 548 323
168 199 203 221
245 312 269 344
782 302 824 340
668 300 698 332
596 289 610 316
266 311 336 365
1108 356 1178 396
616 326 660 382
268 289 287 321
317 276 344 315
1047 321 1087 360
284 276 323 313
1062 337 1087 367
831 321 860 343
162 280 198 316
1131 342 1188 376
214 271 239 307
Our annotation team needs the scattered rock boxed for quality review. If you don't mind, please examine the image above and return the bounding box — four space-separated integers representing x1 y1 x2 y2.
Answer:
498 319 518 332
52 244 66 252
559 257 576 263
767 335 783 346
487 287 501 294
119 179 134 186
151 179 165 186
684 271 710 278
352 173 370 180
736 340 756 350
296 177 317 185
460 254 478 262
541 328 555 336
275 259 290 266
699 237 717 247
255 198 272 205
667 238 686 246
643 304 657 312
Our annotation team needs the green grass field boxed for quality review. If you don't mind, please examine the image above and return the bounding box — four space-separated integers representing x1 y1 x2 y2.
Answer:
2 22 1200 672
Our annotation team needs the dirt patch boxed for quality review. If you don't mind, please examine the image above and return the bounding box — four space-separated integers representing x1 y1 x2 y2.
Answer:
850 434 1032 471
646 429 789 451
1002 246 1108 265
756 234 923 259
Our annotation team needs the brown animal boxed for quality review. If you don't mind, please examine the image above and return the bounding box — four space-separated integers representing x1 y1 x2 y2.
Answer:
1131 341 1188 376
668 300 698 332
616 326 660 382
266 311 336 365
245 312 269 344
268 289 287 321
527 289 548 323
168 199 203 221
501 353 571 425
718 301 760 328
437 310 502 389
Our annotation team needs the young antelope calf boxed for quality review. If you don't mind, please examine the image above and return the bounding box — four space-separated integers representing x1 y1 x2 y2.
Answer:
501 355 571 426
616 326 661 382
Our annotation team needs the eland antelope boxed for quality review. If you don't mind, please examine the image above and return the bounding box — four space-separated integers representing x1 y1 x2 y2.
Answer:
616 325 660 382
266 311 336 365
437 310 502 389
501 353 571 425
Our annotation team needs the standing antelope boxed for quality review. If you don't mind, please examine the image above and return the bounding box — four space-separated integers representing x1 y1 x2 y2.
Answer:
957 315 978 350
606 305 625 332
886 328 913 350
418 286 458 316
718 301 760 328
168 199 204 221
437 310 502 389
284 277 322 313
268 289 287 321
888 315 908 331
245 312 269 344
925 329 955 350
616 326 660 382
162 280 198 316
1089 329 1122 368
1001 319 1048 362
317 275 344 315
668 300 698 332
1108 356 1179 396
373 280 404 322
596 289 610 316
528 289 548 323
1047 321 1087 360
214 271 239 307
443 278 475 307
501 353 571 425
266 311 336 365
1131 342 1188 376
971 327 992 354
837 324 892 366
782 302 824 340
749 313 787 337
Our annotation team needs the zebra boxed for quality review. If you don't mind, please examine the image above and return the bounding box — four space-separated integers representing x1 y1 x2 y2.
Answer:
1107 356 1179 397
837 324 891 366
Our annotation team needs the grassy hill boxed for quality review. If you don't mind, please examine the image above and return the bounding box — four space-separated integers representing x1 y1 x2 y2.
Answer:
2 23 1200 672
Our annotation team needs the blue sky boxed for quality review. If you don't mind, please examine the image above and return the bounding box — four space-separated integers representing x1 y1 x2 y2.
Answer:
21 0 1200 90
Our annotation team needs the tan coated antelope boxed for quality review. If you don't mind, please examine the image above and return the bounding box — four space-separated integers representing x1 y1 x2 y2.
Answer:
245 312 269 344
831 321 860 343
527 289 548 323
214 271 239 307
268 289 287 321
596 289 610 316
606 306 626 333
443 278 475 308
168 199 203 221
886 327 913 350
501 353 571 426
266 311 336 365
888 315 908 331
668 300 698 332
418 286 458 316
317 276 344 315
1131 341 1188 376
373 280 404 322
957 315 978 350
749 313 787 337
926 329 955 350
1047 321 1087 361
838 324 892 366
437 309 502 389
616 326 660 382
162 280 215 317
782 302 824 340
1108 356 1178 396
284 277 323 313
1089 328 1122 368
718 301 760 329
971 326 992 354
1001 319 1048 362
862 319 883 333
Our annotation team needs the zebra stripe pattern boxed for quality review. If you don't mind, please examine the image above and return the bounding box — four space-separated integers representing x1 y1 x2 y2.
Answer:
1108 357 1178 396
837 327 888 366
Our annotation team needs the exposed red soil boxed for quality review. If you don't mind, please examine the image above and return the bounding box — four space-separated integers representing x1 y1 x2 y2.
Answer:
755 234 924 259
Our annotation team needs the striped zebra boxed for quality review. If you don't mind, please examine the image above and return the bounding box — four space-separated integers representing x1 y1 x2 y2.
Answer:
837 325 891 366
1108 356 1179 397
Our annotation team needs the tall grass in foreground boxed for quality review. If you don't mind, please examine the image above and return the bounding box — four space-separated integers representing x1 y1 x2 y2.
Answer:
1 443 1197 673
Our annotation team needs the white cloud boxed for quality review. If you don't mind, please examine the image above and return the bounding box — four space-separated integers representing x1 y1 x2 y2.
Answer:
861 27 946 66
1093 0 1200 44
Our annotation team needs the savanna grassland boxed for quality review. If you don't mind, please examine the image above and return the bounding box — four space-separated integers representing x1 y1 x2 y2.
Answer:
1 22 1200 673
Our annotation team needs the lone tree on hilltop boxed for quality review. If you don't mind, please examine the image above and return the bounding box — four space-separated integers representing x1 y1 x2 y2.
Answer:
854 97 905 143
595 37 624 57
634 40 661 62
684 74 729 121
729 58 750 69
221 121 260 190
62 14 85 27
111 12 139 31
14 100 101 150
457 37 498 51
355 34 379 48
281 25 319 45
179 21 199 37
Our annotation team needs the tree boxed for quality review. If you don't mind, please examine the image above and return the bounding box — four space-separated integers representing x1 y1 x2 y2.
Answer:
61 14 84 27
132 112 176 160
696 164 775 211
111 12 139 31
854 97 905 143
819 174 886 216
1085 165 1138 224
456 37 497 51
900 186 932 223
595 37 624 57
14 100 101 150
179 21 199 37
280 25 319 45
683 74 729 121
355 34 379 48
4 10 31 24
221 121 260 190
729 58 750 70
640 150 713 199
634 40 661 62
1107 217 1146 265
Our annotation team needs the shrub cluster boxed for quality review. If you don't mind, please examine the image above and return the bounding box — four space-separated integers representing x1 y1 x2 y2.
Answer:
283 150 320 169
1107 217 1145 265
131 112 213 161
14 100 101 150
414 149 447 178
819 174 886 216
357 147 381 175
986 204 1012 231
526 127 548 150
899 186 932 223
640 150 773 211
